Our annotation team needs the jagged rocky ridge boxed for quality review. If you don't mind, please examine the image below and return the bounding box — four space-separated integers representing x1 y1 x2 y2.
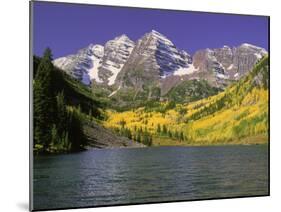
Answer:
53 30 267 96
53 34 135 86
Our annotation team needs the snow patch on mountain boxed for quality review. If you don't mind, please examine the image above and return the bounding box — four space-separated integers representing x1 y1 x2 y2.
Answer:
173 64 198 76
227 64 234 70
234 72 239 78
101 34 135 85
88 55 103 83
53 31 268 90
216 73 229 79
254 53 263 60
151 30 173 45
106 61 125 86
53 57 68 67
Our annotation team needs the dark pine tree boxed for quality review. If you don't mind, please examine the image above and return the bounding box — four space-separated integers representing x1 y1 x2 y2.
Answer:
56 91 68 136
162 124 167 135
34 48 57 150
180 131 184 141
157 123 161 134
67 109 86 151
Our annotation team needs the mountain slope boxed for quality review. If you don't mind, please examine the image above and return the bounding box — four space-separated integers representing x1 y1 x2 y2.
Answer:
104 55 269 145
34 55 101 115
165 79 222 104
53 35 135 86
191 43 267 87
115 30 193 89
34 55 143 149
52 30 267 108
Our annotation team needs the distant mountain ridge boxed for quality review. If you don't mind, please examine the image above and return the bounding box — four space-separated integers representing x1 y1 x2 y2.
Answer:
53 30 267 97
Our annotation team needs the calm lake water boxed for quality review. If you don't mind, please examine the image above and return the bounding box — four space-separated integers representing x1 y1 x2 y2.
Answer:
33 145 268 210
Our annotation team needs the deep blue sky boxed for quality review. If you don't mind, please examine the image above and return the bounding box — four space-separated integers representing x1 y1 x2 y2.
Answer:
33 1 269 59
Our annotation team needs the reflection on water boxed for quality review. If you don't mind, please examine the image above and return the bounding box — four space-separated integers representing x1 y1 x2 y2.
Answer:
33 145 268 210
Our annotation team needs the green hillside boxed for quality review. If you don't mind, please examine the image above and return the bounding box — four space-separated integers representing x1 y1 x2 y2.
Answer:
33 48 269 153
165 79 222 104
33 49 144 154
104 55 269 145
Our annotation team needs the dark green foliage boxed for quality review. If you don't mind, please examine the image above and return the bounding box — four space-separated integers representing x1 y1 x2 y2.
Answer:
33 55 41 77
136 131 141 143
34 48 57 150
165 101 176 110
144 100 176 113
33 49 95 154
114 125 133 140
166 79 221 104
174 130 179 139
157 123 161 133
109 85 161 112
180 131 184 141
142 130 153 146
67 108 87 151
56 91 68 135
119 127 132 140
128 127 152 146
108 79 219 112
162 124 167 135
33 55 102 119
168 130 172 138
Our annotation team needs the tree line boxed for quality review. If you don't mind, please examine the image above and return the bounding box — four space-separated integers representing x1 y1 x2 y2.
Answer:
114 120 153 146
156 123 186 141
34 48 86 153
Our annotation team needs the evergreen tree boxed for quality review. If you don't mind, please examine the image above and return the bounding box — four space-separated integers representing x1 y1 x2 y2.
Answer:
33 49 90 153
174 130 179 139
136 131 141 143
168 130 172 138
142 132 150 146
56 91 67 136
50 124 58 146
67 109 86 151
88 109 92 121
34 48 56 150
162 124 167 135
180 131 184 141
157 123 161 134
149 134 153 146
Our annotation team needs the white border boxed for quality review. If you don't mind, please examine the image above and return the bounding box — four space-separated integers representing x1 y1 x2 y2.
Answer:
1 0 281 211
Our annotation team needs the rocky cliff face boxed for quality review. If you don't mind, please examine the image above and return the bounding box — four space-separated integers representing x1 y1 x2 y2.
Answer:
53 35 135 86
191 43 267 87
53 30 267 96
97 35 135 86
53 45 102 85
115 30 193 89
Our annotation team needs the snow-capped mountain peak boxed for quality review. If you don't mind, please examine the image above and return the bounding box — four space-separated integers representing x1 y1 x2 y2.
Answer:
127 29 192 77
114 34 131 42
53 31 267 91
148 29 174 46
99 34 135 85
53 34 135 86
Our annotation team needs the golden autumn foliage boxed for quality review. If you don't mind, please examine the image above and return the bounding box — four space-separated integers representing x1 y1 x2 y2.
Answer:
103 56 269 146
